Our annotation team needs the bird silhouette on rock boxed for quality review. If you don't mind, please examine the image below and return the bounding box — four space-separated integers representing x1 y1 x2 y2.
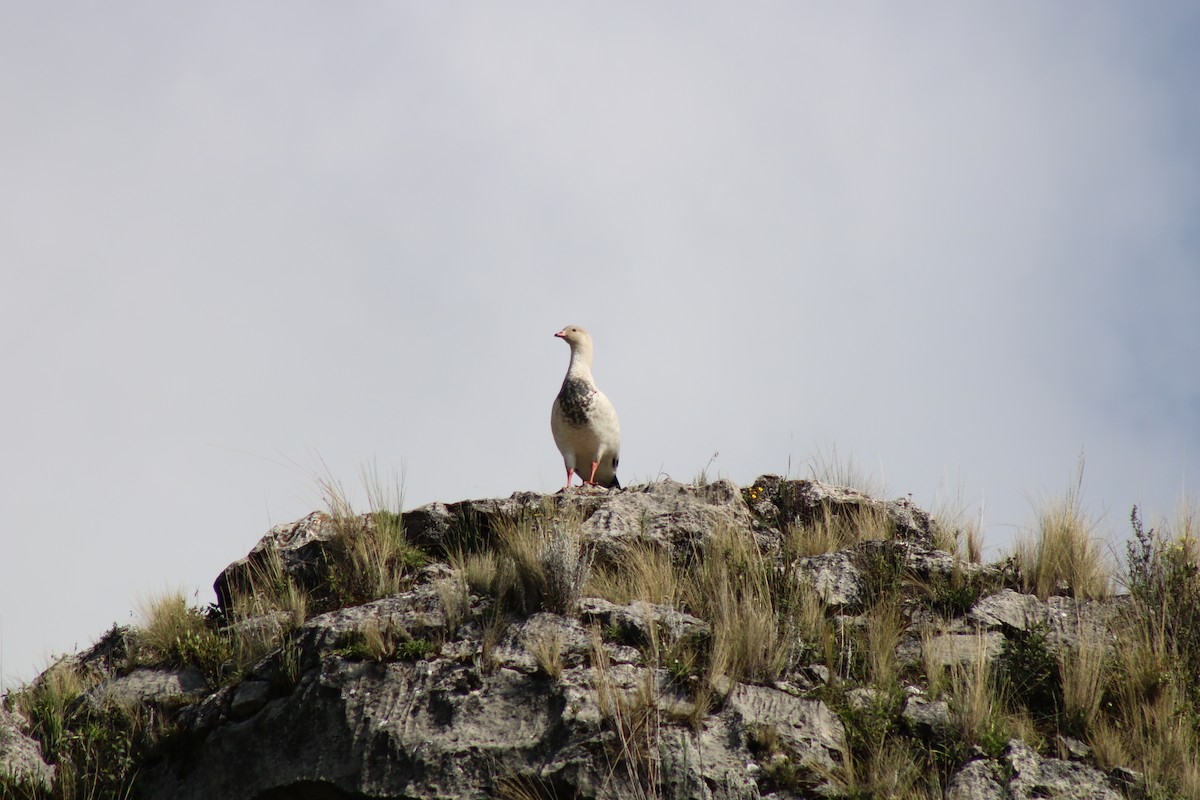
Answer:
550 325 621 489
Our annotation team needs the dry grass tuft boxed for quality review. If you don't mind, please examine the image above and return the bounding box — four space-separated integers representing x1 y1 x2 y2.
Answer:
862 603 905 687
14 657 155 800
437 572 471 639
14 661 93 762
224 546 309 672
932 514 984 565
1056 625 1107 737
135 591 209 660
586 542 679 607
133 591 239 682
1013 472 1110 600
1090 605 1200 796
805 445 885 496
498 503 594 615
831 737 926 800
330 512 424 603
587 523 830 696
786 505 895 558
478 609 507 674
493 773 563 800
320 470 425 607
1104 499 1200 794
930 484 985 563
523 627 564 680
336 619 436 663
940 630 1039 755
450 548 510 599
684 525 796 685
589 627 664 799
229 546 309 629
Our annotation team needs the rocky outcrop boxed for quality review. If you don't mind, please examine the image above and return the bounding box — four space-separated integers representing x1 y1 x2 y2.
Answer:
141 573 847 799
3 477 1149 799
948 740 1125 800
0 705 54 793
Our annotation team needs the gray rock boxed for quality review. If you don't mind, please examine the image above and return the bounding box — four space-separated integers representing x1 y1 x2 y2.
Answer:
796 538 1002 615
222 609 292 649
921 631 1006 671
1108 766 1143 797
141 657 557 799
577 597 709 645
400 491 556 553
501 612 599 674
902 694 954 740
723 683 846 782
290 578 463 657
213 502 522 615
52 623 134 682
1044 595 1124 655
90 666 208 707
804 664 831 685
844 686 880 712
970 589 1046 631
229 680 272 719
948 758 1007 800
1004 738 1124 800
0 704 55 793
138 570 846 799
795 549 861 608
900 541 1000 585
138 645 846 800
580 478 759 559
214 510 336 611
1057 734 1093 760
749 475 939 545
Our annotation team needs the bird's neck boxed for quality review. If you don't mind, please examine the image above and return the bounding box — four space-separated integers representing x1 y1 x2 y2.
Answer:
566 345 594 380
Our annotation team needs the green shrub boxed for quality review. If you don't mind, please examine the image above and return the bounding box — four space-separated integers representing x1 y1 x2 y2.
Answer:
922 565 988 619
325 512 427 608
853 542 907 611
1126 506 1200 677
14 661 164 800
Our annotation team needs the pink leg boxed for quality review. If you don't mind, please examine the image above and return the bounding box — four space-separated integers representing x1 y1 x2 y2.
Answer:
563 467 576 489
586 460 600 485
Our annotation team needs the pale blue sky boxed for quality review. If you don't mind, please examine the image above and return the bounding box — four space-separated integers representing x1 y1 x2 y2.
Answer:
2 3 1198 688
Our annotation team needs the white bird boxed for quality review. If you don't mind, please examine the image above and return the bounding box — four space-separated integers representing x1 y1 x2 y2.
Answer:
551 325 621 489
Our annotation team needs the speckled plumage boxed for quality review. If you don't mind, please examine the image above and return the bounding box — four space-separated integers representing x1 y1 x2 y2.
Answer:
555 376 595 427
551 326 621 489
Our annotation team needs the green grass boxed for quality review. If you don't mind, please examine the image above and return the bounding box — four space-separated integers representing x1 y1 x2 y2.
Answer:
319 470 428 609
333 621 438 663
10 659 159 800
133 588 302 687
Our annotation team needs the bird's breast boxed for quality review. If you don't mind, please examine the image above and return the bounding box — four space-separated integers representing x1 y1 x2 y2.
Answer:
556 377 595 426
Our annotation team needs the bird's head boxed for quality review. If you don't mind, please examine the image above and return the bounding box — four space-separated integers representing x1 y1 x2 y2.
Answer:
555 325 595 366
554 325 590 347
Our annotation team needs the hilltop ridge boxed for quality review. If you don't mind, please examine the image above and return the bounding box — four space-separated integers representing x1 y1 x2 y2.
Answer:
2 476 1195 799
